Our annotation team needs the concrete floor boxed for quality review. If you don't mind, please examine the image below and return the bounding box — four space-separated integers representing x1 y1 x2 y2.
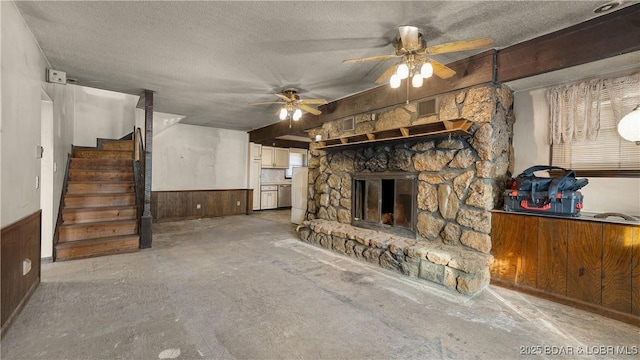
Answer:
2 209 638 360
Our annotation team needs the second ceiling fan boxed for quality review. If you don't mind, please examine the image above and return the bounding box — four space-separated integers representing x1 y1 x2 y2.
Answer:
343 26 492 88
251 88 327 122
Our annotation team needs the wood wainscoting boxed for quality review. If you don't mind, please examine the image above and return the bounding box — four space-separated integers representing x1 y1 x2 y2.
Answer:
1 210 42 338
151 189 253 223
490 211 640 326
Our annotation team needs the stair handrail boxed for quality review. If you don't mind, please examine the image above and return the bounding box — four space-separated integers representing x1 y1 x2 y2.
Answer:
133 127 145 237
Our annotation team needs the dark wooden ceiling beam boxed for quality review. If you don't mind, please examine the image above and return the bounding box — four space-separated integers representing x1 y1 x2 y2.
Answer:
496 4 640 82
249 4 640 143
254 138 310 149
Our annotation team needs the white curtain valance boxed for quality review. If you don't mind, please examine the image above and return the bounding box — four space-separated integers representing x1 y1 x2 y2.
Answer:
547 73 640 145
547 79 602 145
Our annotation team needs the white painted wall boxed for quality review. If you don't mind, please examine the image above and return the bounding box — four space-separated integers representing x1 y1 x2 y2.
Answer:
153 124 248 191
72 86 138 147
2 2 49 227
513 87 640 215
1 2 74 258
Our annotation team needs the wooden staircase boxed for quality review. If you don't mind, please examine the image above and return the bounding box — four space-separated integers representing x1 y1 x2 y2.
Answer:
55 139 140 261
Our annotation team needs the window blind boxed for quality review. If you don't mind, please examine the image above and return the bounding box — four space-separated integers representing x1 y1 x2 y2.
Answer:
552 95 640 170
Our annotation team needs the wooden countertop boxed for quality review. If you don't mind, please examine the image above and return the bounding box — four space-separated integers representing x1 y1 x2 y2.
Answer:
491 209 640 226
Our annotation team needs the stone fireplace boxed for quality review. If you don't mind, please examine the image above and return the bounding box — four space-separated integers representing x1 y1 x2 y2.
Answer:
297 84 514 295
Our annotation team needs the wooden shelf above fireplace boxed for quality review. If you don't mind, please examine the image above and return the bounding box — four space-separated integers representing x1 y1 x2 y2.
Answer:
314 119 473 150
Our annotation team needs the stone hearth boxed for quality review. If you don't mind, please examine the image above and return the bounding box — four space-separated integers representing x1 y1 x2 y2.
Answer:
299 219 493 295
299 84 514 295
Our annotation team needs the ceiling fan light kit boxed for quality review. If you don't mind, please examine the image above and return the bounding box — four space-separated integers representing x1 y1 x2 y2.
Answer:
279 107 288 120
292 108 302 121
251 88 326 122
421 62 434 78
412 73 424 87
343 25 492 90
390 74 401 88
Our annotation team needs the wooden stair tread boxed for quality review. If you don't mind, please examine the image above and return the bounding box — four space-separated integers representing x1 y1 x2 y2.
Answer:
59 219 137 229
69 168 133 173
68 180 133 184
63 205 136 213
73 149 133 159
74 149 133 153
70 158 131 162
65 192 133 198
62 206 137 224
56 234 139 249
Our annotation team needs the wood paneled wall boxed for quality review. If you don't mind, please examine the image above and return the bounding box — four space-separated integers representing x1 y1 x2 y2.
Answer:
1 210 41 338
491 211 640 326
151 189 253 223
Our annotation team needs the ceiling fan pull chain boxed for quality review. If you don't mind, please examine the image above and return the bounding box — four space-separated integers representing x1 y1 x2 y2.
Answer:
406 77 410 104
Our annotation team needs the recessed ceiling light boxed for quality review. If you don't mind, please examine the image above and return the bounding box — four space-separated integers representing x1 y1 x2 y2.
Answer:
594 1 620 13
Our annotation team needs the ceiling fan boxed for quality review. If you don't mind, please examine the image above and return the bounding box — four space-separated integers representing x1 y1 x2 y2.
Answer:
251 88 327 122
343 26 492 88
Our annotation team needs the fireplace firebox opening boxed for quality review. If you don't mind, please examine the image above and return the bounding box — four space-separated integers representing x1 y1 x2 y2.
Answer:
352 172 417 238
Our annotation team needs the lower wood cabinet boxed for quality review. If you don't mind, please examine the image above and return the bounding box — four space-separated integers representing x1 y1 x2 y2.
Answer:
260 185 278 210
491 211 640 326
260 191 277 210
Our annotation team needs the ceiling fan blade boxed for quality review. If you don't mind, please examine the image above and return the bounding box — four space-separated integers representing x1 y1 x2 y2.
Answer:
375 63 399 84
426 37 493 55
398 26 420 51
250 101 284 106
429 58 457 79
299 98 327 105
343 54 399 64
298 104 322 116
274 93 291 101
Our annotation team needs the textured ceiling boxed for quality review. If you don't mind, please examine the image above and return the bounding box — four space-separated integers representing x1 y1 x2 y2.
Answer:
14 1 639 131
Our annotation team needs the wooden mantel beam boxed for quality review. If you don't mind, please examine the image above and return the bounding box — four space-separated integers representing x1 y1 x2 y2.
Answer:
249 3 640 143
249 50 494 143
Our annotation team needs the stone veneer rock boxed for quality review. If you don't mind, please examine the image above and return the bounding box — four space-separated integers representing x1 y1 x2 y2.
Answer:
300 84 515 295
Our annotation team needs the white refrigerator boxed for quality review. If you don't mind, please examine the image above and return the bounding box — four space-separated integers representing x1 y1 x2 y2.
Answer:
291 166 308 224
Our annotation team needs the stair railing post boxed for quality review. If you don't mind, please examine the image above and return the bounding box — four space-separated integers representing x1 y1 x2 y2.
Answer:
140 90 154 248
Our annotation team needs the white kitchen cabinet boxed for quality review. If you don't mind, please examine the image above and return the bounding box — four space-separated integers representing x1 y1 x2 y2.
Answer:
260 185 278 209
274 148 289 168
261 146 289 168
250 143 262 160
261 146 274 167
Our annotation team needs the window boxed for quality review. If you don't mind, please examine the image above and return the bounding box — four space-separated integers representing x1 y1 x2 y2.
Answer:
550 75 640 177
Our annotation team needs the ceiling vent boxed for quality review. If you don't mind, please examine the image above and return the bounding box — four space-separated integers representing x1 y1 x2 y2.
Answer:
342 117 355 131
417 98 438 117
